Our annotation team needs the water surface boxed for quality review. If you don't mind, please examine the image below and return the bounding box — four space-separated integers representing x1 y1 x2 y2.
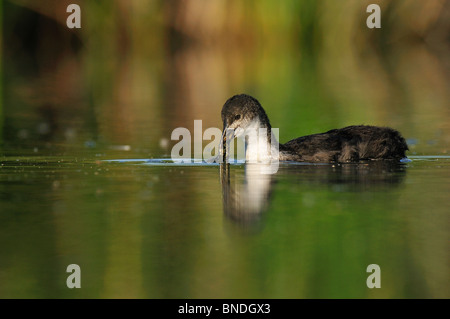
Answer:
0 155 448 298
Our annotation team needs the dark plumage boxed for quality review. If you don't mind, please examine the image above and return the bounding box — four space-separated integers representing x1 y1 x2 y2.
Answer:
221 94 408 163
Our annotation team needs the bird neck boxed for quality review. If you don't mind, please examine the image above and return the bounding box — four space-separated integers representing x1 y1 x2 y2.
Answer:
243 118 279 162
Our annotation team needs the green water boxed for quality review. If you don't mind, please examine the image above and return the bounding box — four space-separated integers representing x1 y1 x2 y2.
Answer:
0 155 449 298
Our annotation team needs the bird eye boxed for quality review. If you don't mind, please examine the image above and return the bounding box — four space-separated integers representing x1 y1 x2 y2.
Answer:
234 115 241 121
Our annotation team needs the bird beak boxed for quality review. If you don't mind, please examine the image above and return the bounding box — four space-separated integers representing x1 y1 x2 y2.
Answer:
219 124 228 163
220 121 234 163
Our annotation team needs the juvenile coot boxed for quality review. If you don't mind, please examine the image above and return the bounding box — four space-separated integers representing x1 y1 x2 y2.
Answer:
221 94 408 163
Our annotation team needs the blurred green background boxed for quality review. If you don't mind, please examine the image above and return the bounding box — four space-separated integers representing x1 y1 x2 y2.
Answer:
1 0 449 156
0 0 449 299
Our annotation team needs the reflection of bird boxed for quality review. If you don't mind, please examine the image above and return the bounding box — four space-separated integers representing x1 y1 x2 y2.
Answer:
219 160 407 230
278 161 407 191
221 94 409 163
220 163 274 228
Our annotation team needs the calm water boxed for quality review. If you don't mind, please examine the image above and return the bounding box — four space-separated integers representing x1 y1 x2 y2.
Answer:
0 153 449 298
